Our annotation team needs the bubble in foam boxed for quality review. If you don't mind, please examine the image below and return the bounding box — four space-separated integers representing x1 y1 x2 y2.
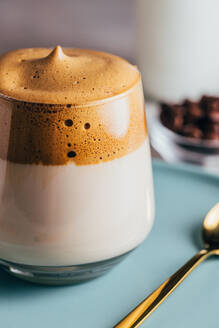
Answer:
84 122 90 129
67 151 76 158
65 119 73 127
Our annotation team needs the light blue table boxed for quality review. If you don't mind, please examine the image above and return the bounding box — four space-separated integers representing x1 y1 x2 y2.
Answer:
0 160 218 327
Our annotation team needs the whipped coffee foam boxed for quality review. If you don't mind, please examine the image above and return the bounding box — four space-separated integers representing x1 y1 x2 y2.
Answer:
0 47 146 165
0 46 139 104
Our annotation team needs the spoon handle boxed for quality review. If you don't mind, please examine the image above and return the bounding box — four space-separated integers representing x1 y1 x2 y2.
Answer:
114 249 212 328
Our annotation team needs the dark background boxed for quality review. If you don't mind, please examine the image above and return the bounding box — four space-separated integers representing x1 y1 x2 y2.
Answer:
0 0 135 61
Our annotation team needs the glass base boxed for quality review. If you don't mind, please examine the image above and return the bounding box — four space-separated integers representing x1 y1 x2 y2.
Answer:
0 251 131 285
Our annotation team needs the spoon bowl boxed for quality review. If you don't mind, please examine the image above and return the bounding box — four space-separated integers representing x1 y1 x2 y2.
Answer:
203 203 219 254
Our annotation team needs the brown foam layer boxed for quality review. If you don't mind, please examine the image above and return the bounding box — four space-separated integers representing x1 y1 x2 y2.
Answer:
0 47 146 165
0 46 139 104
0 81 147 165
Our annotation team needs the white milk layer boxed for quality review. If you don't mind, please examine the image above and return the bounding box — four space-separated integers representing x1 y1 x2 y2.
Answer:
0 138 154 266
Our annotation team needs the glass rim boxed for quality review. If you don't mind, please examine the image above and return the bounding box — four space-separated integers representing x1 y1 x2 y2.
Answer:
0 76 141 108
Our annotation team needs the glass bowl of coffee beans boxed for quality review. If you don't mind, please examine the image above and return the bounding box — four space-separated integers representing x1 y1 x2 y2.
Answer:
148 96 219 174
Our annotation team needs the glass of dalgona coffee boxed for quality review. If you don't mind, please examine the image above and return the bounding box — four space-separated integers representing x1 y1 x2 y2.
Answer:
0 46 154 284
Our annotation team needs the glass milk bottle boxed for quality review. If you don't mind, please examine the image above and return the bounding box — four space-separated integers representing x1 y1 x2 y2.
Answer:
136 0 219 102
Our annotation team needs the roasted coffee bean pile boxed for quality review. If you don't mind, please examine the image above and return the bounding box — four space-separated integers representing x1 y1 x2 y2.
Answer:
160 96 219 140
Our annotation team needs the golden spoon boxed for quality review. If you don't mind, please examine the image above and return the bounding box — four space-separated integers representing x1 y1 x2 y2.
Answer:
114 203 219 328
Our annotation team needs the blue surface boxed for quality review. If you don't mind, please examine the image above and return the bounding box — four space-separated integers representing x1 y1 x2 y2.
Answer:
0 160 219 328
